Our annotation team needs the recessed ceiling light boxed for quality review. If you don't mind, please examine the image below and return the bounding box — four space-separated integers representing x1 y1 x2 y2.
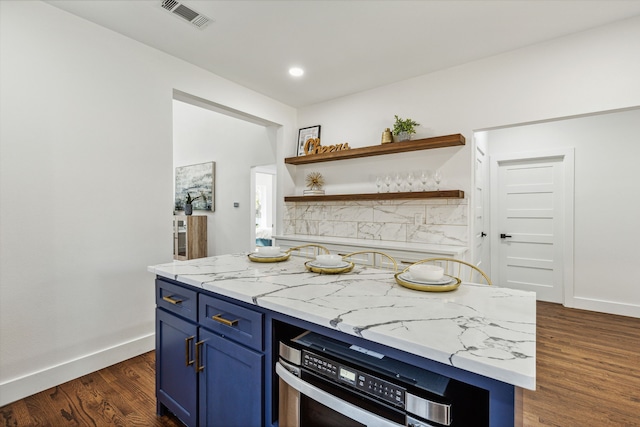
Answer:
289 67 304 77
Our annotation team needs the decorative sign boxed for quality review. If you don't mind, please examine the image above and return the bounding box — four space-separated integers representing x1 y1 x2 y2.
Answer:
303 138 351 155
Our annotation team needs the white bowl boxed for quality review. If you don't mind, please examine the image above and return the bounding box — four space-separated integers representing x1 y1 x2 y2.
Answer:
409 264 444 281
257 246 281 256
315 254 343 267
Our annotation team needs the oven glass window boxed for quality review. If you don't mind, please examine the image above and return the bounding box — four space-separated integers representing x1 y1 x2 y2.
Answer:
300 395 365 427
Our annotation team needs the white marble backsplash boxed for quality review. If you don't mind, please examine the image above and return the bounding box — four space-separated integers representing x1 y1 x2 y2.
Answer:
283 199 468 246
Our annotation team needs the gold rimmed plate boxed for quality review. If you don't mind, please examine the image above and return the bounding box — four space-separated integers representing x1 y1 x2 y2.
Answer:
304 260 355 274
394 273 461 292
247 252 291 263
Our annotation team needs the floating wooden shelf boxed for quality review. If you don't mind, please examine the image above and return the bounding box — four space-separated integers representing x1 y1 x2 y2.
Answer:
284 190 464 202
284 134 465 165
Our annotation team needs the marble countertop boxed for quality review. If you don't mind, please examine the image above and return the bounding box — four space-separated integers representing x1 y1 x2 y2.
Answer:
149 253 535 390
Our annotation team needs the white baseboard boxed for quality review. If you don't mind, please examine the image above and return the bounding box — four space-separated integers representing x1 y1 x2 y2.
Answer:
566 296 640 318
0 333 155 407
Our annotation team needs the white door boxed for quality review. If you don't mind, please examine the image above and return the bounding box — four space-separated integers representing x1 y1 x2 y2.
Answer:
491 151 573 303
473 138 490 276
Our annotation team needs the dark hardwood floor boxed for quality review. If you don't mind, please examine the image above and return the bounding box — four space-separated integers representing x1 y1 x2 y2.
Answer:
523 302 640 427
1 301 639 426
0 351 182 427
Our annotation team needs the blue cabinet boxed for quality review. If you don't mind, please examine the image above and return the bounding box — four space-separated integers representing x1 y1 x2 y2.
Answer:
155 278 265 427
198 329 263 427
156 276 520 427
156 308 198 427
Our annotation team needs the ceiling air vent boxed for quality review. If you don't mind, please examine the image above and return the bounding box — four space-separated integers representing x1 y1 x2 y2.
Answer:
160 0 213 29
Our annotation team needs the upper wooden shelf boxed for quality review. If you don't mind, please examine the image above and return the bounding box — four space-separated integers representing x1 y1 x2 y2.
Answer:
284 133 465 165
284 190 464 202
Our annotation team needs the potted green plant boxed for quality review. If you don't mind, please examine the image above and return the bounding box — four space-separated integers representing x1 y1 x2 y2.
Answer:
184 191 206 215
392 115 420 141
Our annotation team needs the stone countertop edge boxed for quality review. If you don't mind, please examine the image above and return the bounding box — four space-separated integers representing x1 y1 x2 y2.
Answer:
149 254 535 390
272 234 468 255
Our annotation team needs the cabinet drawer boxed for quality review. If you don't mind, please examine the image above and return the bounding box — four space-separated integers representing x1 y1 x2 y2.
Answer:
199 294 263 351
156 279 197 322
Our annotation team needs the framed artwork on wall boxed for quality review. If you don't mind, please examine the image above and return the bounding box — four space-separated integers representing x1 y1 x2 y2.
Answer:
297 125 321 156
175 161 215 212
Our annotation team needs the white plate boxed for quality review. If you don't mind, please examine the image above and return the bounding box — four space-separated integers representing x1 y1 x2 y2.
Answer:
307 261 351 269
250 252 287 258
399 272 456 285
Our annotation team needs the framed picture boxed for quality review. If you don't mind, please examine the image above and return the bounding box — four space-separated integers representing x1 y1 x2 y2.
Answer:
297 125 321 156
175 161 215 212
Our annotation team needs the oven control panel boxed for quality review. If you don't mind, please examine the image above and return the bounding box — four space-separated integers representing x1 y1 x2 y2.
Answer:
302 350 406 408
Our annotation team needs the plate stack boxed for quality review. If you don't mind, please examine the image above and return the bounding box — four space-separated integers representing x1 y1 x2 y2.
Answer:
303 189 325 195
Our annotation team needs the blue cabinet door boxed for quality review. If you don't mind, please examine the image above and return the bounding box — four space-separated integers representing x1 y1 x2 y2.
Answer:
156 308 198 427
198 328 264 427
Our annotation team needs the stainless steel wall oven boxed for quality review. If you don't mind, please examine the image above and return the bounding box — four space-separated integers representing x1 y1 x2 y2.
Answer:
276 331 489 427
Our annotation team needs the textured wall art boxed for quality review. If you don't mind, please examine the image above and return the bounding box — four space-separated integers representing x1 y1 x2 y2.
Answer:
175 161 215 212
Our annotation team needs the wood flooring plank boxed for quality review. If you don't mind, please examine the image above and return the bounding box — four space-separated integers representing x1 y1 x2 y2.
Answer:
0 399 32 426
523 301 640 427
0 353 182 427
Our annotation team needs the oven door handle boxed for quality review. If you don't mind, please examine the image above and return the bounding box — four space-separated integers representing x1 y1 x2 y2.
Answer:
276 362 404 427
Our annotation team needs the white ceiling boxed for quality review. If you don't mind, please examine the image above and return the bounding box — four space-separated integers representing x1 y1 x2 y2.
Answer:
46 0 640 108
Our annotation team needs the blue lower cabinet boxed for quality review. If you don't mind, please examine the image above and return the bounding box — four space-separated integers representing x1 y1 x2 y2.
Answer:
198 328 264 427
156 308 198 427
156 279 265 427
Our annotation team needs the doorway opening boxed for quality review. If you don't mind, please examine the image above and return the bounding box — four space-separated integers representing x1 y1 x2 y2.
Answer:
172 89 281 255
251 165 276 248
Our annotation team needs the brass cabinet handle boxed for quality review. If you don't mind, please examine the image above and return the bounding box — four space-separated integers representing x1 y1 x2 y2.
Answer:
162 295 183 305
212 313 239 327
195 340 204 373
185 336 195 366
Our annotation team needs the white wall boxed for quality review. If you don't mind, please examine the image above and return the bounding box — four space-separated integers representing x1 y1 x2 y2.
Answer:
482 108 640 317
295 14 640 186
0 1 295 405
172 100 277 255
295 15 640 317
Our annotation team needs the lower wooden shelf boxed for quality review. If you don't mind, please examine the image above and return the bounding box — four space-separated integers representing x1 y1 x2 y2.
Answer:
284 190 464 202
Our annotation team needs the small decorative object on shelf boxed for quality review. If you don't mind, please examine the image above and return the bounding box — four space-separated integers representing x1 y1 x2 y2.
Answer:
433 169 443 190
297 125 321 156
304 172 325 195
393 115 420 142
381 128 393 144
303 138 351 155
184 191 206 216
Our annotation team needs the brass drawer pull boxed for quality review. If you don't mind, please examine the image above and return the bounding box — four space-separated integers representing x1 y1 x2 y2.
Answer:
162 295 183 305
195 340 204 373
185 336 195 366
212 313 239 327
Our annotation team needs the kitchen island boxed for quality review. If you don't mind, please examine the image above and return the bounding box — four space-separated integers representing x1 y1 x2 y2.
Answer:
149 253 535 427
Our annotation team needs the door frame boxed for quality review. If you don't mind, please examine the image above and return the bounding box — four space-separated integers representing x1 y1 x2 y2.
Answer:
250 164 277 249
489 148 575 305
473 134 490 277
